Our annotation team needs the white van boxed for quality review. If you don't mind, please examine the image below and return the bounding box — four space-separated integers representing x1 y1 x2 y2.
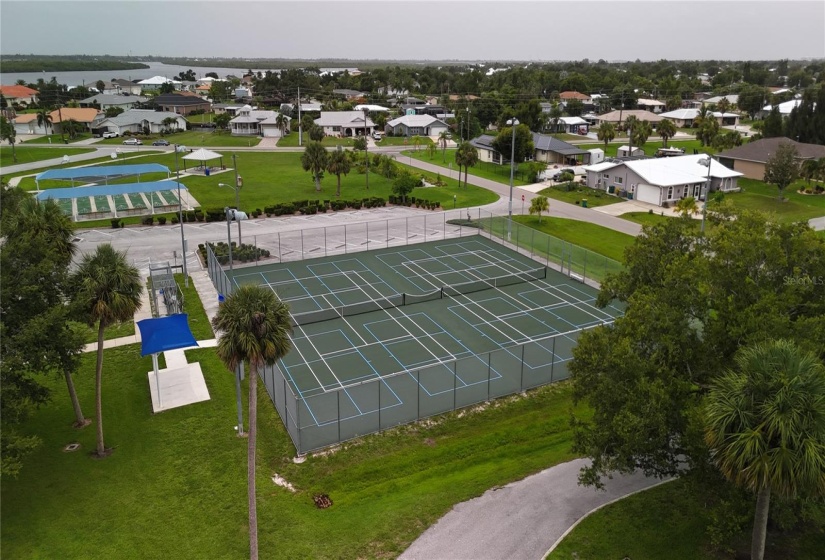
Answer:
372 131 383 141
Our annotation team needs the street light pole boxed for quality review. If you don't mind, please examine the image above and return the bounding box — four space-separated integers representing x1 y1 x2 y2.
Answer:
506 118 519 240
232 153 241 244
225 207 234 272
174 144 189 287
363 107 370 190
699 155 713 234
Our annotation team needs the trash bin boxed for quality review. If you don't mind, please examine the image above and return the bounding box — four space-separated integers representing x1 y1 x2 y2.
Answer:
581 199 588 208
205 167 211 177
608 185 615 194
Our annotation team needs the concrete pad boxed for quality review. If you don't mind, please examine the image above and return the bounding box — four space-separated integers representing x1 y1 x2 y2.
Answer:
164 349 190 369
148 362 210 413
592 199 691 219
809 216 825 231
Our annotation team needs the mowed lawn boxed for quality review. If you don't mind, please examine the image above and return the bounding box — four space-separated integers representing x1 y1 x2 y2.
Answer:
579 139 714 158
95 130 262 148
537 184 625 208
512 215 634 263
1 146 95 167
406 148 534 186
716 178 825 223
1 343 588 559
548 478 825 560
276 133 357 148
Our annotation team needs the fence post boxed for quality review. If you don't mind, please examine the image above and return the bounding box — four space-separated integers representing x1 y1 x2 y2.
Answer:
300 230 304 260
487 353 491 401
278 232 282 262
551 336 556 382
344 224 348 253
367 221 370 251
283 377 288 433
453 362 457 410
255 235 259 264
520 344 525 390
443 212 446 240
296 387 302 452
337 390 341 443
416 370 420 420
378 379 381 431
406 217 409 244
385 219 389 249
583 250 588 282
324 227 328 257
530 228 534 258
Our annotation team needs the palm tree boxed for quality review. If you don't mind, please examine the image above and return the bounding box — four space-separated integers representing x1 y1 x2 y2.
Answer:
71 244 142 457
0 116 17 163
716 97 731 114
36 109 53 136
674 196 698 217
301 141 328 192
457 142 478 188
438 131 449 162
161 117 178 134
62 119 83 140
631 119 653 149
212 285 292 560
549 104 563 133
528 195 549 223
596 122 616 150
275 113 289 136
800 158 823 187
657 119 677 147
412 135 422 152
326 149 351 197
704 340 825 560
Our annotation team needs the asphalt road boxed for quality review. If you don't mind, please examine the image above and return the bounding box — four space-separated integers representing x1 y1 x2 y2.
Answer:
399 459 670 560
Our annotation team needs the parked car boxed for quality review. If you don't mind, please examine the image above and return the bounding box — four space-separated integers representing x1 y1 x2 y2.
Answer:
175 144 188 152
552 168 575 181
152 139 170 146
102 131 118 139
372 131 383 140
122 138 143 145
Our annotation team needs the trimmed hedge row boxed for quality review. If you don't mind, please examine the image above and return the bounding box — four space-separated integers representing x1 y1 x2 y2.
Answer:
388 195 441 210
198 241 271 265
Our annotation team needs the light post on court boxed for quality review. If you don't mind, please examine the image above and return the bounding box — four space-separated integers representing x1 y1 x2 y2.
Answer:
506 118 519 240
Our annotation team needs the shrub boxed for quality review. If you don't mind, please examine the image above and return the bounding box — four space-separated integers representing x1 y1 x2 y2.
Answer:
662 201 670 209
157 216 167 225
648 209 653 214
171 215 180 224
110 218 122 229
142 215 154 225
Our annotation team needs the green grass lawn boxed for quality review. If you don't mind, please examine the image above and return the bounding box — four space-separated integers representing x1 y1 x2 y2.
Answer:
512 215 633 263
375 135 433 147
95 130 262 148
276 134 356 148
548 478 825 560
1 146 95 167
579 139 714 158
176 273 214 340
537 184 624 208
716 178 825 223
73 319 135 344
406 148 533 186
23 133 94 145
620 211 676 227
550 133 589 142
186 113 215 124
1 342 587 559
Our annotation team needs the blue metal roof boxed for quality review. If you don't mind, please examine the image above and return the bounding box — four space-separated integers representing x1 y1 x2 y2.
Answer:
137 315 198 356
35 163 170 182
35 180 186 200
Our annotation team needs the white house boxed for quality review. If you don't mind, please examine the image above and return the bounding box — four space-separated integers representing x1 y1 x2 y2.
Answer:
583 154 742 206
79 93 148 111
760 99 807 117
660 108 740 127
354 104 390 113
553 116 589 134
93 109 187 135
315 111 375 137
137 76 182 91
617 145 645 157
385 114 448 138
229 105 290 136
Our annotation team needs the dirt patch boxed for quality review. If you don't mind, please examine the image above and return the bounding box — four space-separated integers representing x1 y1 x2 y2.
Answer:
313 494 333 509
423 438 436 447
271 473 296 492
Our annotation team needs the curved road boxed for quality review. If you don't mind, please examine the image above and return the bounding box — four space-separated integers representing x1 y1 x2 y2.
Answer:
400 459 669 560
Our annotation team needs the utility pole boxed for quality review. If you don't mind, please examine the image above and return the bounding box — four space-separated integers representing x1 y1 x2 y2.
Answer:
232 153 242 244
363 107 370 190
297 87 302 147
175 145 189 287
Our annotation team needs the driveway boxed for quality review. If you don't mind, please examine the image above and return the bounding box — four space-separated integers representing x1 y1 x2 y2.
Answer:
400 458 668 560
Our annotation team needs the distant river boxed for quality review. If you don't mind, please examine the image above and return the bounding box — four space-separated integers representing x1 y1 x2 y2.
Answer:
0 61 281 87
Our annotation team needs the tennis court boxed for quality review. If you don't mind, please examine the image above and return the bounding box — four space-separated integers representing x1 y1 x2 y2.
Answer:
222 236 622 453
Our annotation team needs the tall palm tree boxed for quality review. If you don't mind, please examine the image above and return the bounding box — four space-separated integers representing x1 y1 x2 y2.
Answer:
71 244 142 457
326 149 351 197
438 131 449 162
212 285 292 560
275 113 289 136
596 122 616 150
704 340 825 560
161 117 178 134
456 142 478 189
301 141 329 192
412 135 422 152
657 119 677 147
800 158 823 187
716 97 731 114
631 119 653 148
36 109 53 136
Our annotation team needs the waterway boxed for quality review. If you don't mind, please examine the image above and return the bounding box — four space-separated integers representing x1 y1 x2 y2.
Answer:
0 61 281 87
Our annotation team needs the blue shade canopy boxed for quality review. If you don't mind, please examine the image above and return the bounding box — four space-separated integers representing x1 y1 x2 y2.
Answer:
137 314 198 356
36 180 186 200
35 163 170 182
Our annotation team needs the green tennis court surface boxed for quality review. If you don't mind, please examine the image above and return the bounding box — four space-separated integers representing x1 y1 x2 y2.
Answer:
227 236 622 453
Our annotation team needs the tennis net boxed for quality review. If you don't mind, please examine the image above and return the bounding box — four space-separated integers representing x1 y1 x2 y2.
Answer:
289 267 547 326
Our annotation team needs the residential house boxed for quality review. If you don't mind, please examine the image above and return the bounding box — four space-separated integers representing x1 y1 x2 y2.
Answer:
79 93 148 111
153 93 212 115
0 85 39 106
636 99 666 113
448 94 479 102
213 103 246 116
229 105 290 136
137 76 182 91
331 89 366 100
593 109 664 126
716 137 825 180
583 154 742 206
399 103 445 117
469 133 589 166
759 99 807 118
559 91 592 105
103 79 143 96
548 116 589 134
14 107 101 134
385 115 447 138
660 108 740 127
316 111 374 137
703 94 739 107
299 102 323 112
354 104 390 113
91 109 187 136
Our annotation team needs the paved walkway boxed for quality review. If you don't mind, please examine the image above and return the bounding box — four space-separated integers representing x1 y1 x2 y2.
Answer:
400 459 670 560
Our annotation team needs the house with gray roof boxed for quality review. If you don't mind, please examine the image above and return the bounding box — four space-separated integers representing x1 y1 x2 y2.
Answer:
316 111 375 137
716 137 825 180
79 93 148 111
385 115 448 138
470 132 590 165
229 105 290 137
92 109 187 136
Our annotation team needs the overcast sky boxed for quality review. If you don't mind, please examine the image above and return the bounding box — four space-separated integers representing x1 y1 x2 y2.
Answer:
2 0 824 62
